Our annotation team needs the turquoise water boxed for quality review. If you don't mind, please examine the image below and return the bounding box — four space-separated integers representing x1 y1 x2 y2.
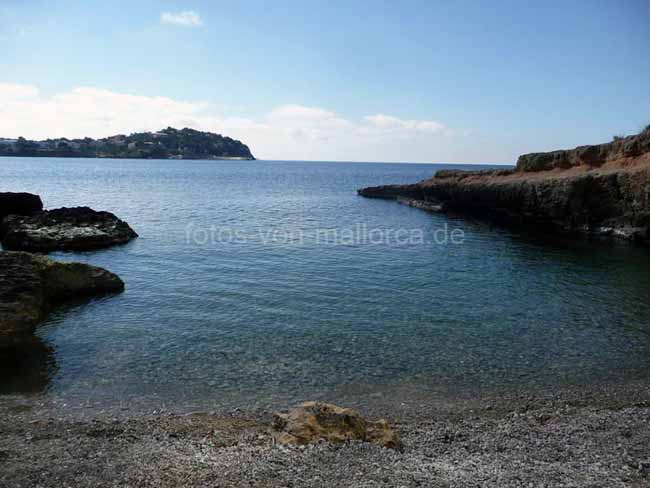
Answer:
2 157 650 410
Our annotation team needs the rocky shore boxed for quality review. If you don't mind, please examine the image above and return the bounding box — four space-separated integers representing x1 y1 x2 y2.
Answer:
0 192 138 252
359 128 650 242
0 251 124 335
0 252 125 388
0 193 131 391
2 135 649 487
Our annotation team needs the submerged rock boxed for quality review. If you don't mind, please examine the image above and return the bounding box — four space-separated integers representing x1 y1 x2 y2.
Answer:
272 401 401 449
0 192 43 221
0 251 124 336
1 206 138 252
0 334 56 394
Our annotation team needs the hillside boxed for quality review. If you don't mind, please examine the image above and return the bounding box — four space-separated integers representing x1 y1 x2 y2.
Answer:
0 127 255 160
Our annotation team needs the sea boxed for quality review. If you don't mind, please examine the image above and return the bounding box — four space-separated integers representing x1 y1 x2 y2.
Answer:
2 157 650 413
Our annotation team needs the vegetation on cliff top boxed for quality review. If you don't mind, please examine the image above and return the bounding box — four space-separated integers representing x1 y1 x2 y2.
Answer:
0 127 255 160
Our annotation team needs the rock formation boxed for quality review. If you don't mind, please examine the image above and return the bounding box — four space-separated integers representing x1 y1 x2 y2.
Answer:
358 128 650 242
0 251 125 336
1 206 138 252
0 251 124 391
272 401 401 449
0 192 43 221
515 128 650 172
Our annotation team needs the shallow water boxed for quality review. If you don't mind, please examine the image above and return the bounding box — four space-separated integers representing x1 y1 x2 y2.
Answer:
2 157 650 411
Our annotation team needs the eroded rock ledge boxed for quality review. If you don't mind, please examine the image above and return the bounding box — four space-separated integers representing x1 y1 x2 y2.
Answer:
1 206 138 252
0 251 124 390
358 129 650 242
0 251 124 337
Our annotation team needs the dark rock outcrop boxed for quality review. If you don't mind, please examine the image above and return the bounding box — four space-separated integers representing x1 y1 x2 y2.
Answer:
0 251 124 336
1 207 138 252
358 129 650 243
0 251 123 388
0 192 43 221
272 401 401 449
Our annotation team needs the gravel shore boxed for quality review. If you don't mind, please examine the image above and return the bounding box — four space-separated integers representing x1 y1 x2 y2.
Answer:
1 381 650 487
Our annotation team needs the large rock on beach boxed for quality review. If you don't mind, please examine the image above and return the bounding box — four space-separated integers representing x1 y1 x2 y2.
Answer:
272 401 401 449
1 206 138 252
0 192 43 221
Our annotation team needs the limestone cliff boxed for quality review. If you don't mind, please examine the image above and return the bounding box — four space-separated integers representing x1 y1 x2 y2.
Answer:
358 128 650 242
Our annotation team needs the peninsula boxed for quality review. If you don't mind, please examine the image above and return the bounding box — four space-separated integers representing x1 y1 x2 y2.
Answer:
359 126 650 243
0 127 255 160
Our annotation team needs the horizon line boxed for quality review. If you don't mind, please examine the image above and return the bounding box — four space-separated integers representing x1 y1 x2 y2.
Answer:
0 155 515 166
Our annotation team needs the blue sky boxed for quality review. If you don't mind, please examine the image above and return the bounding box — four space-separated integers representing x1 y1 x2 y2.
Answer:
1 0 649 162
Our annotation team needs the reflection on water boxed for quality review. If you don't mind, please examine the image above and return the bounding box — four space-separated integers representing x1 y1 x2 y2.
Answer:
0 335 57 394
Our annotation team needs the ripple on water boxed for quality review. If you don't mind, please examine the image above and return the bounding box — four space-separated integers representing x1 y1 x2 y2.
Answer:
1 157 649 410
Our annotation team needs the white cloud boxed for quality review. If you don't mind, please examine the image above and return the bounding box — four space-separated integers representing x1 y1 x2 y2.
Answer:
265 104 354 142
0 83 461 162
160 10 202 27
0 85 210 139
364 114 446 133
267 105 349 127
0 82 40 100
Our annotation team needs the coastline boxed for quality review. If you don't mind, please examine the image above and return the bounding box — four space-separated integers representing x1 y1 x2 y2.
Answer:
2 378 649 487
358 129 650 243
2 148 649 486
0 154 256 161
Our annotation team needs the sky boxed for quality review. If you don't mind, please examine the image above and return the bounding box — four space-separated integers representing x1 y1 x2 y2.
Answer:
1 0 649 163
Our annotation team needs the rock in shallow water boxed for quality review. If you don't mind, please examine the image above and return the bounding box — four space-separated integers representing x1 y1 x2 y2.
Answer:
1 206 138 252
272 401 401 449
0 251 123 391
0 251 124 336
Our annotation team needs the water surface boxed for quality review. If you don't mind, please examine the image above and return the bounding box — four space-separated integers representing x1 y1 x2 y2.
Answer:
2 157 649 411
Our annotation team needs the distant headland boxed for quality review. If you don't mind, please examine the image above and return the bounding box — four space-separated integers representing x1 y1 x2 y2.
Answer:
0 127 255 160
